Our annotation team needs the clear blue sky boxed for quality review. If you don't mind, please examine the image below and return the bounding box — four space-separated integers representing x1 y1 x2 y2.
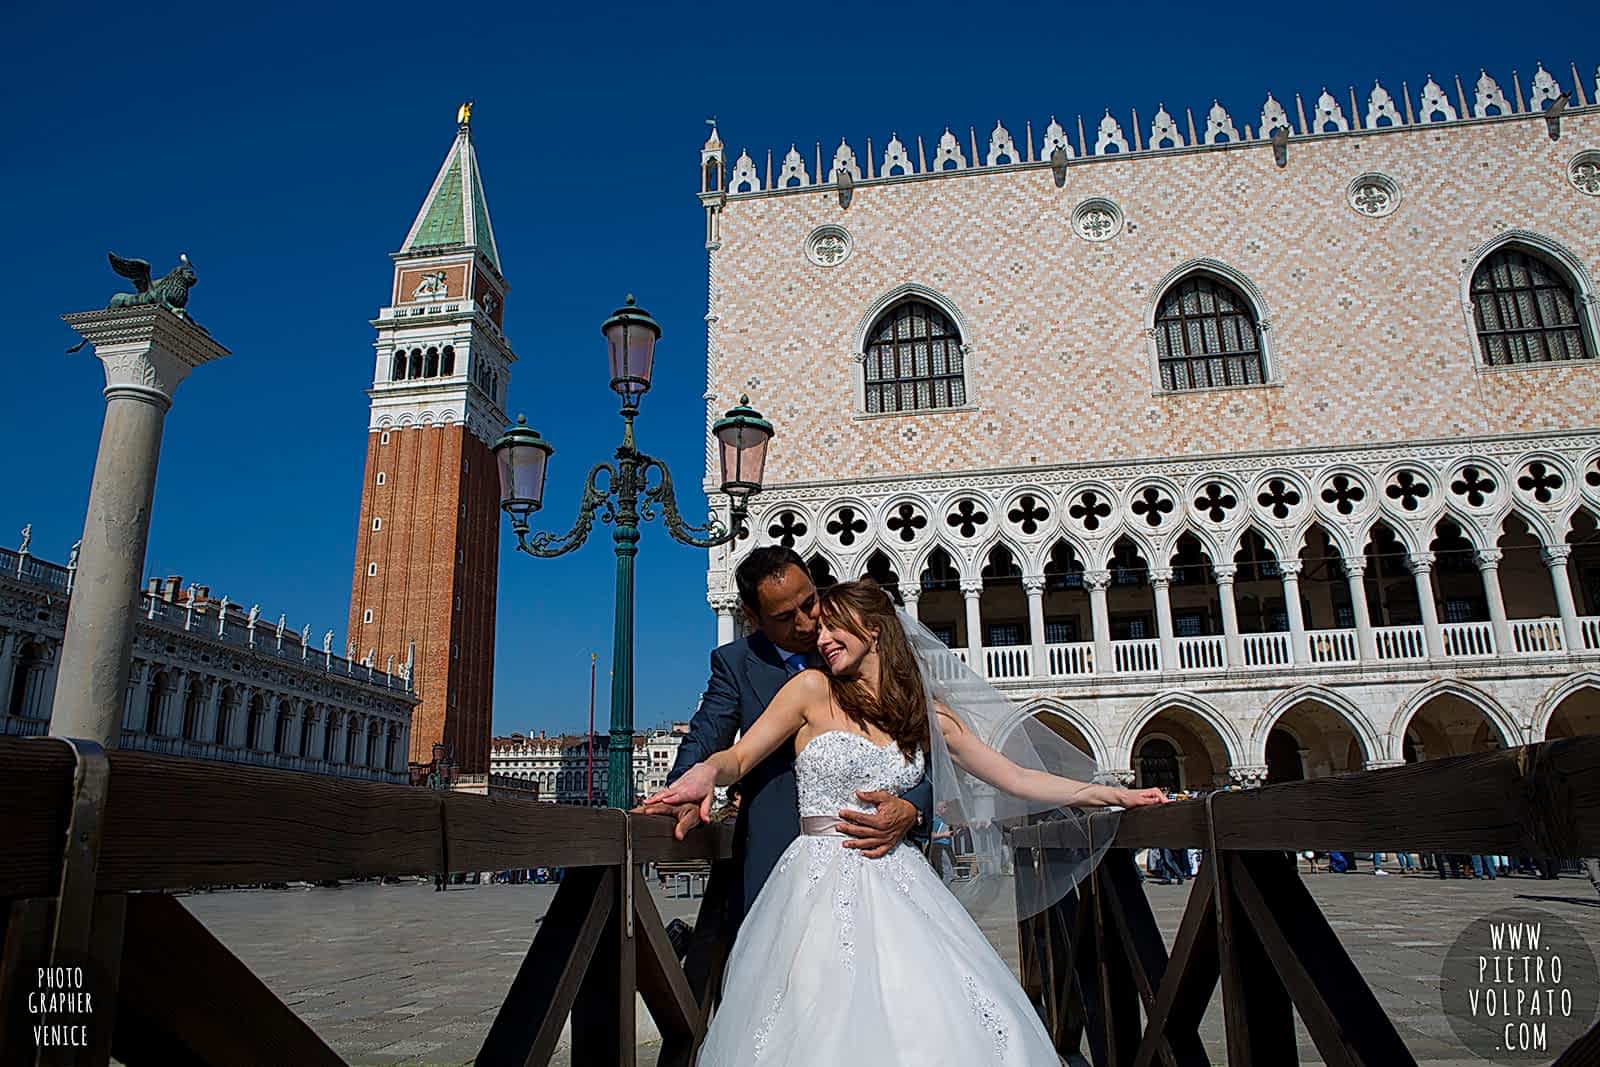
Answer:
4 2 1593 736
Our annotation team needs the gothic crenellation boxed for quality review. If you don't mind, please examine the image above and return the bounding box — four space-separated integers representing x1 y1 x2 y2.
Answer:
701 60 1597 196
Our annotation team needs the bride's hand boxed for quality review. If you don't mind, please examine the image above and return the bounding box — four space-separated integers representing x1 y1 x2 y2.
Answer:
1115 787 1170 808
641 762 719 824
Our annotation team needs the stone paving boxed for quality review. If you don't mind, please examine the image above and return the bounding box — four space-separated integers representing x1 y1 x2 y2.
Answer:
169 869 1600 1066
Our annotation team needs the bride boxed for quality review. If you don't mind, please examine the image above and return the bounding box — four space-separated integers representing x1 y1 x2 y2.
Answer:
644 578 1166 1065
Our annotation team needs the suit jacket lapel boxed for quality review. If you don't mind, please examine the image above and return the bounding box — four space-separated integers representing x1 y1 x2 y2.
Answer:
743 633 791 724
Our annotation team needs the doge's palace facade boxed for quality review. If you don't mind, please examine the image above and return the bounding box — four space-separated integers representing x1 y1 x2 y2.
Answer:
696 62 1600 788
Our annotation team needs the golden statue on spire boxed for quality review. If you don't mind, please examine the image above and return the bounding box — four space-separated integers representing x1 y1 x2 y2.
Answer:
457 101 473 126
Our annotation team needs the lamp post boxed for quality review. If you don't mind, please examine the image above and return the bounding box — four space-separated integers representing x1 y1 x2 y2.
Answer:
493 295 773 809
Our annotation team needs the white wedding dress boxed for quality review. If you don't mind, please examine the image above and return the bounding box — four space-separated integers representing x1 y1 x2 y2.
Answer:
695 730 1060 1065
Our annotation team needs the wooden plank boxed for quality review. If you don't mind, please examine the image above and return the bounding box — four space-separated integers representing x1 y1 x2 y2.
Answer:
1099 852 1211 1067
632 868 700 1045
1552 1016 1600 1066
1217 853 1298 1067
630 816 734 864
0 739 76 901
111 894 344 1067
658 861 737 1067
1090 863 1144 1067
1011 736 1600 853
571 868 634 1067
1230 851 1417 1067
476 867 613 1067
1132 861 1218 1067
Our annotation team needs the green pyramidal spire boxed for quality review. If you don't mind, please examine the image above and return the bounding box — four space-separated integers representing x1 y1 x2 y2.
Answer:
399 106 502 271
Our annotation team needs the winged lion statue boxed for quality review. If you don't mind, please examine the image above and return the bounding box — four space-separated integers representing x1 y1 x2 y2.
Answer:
67 252 202 352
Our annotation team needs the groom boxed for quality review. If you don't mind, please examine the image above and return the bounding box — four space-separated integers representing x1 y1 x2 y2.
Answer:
637 546 932 919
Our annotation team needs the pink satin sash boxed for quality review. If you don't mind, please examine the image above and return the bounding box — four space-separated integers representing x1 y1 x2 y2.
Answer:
800 815 846 837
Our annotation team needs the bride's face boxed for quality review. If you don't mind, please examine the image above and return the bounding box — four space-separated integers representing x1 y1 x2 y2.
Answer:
816 616 876 677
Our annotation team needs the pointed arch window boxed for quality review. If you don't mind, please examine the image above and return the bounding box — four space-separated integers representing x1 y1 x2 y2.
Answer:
863 301 966 413
1470 246 1593 366
1153 275 1266 390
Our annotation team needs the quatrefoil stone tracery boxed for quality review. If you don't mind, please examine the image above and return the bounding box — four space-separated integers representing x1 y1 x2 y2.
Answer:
1068 491 1112 531
1586 459 1600 492
1194 482 1238 523
1130 486 1175 528
825 507 869 546
767 510 808 547
1256 478 1302 520
1320 475 1366 516
1007 495 1051 535
1516 461 1565 505
946 499 989 538
886 503 928 543
1449 466 1498 508
1384 470 1432 512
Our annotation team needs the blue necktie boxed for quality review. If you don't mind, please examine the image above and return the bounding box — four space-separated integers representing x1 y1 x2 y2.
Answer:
784 653 807 676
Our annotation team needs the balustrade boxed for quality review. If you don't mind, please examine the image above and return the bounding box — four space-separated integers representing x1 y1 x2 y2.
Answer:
1440 620 1495 658
1240 631 1293 668
1373 624 1427 661
1112 638 1162 674
1175 634 1226 671
1510 618 1567 654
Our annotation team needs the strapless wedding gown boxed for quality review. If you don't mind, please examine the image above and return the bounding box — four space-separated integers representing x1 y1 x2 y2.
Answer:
695 730 1059 1065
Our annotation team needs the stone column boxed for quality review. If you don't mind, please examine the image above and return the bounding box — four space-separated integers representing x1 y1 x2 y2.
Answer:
898 584 921 621
327 711 346 764
1542 546 1584 650
52 306 228 745
1279 561 1310 664
710 594 739 647
308 704 328 765
157 668 187 737
125 661 153 733
960 579 985 669
1345 560 1377 661
198 679 223 746
259 695 281 755
1085 570 1113 675
1408 552 1445 658
1023 575 1047 679
1150 568 1177 671
1475 549 1513 654
0 630 17 717
1213 564 1242 668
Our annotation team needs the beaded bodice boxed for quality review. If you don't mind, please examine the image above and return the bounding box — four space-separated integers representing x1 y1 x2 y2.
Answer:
794 730 925 817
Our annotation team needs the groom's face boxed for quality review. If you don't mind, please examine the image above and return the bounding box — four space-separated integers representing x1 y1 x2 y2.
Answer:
748 564 820 655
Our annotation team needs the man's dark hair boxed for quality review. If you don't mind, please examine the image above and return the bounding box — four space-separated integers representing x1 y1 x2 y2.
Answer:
735 546 808 613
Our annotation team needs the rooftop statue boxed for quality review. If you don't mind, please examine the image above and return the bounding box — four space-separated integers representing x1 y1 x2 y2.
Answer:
107 252 198 315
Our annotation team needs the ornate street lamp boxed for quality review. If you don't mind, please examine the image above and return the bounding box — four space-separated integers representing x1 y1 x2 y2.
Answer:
493 295 773 809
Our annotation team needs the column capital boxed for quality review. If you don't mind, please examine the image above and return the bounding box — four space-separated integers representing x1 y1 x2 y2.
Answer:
1342 559 1366 578
1277 560 1303 579
897 583 922 603
1541 545 1573 567
1229 764 1270 788
1365 758 1408 770
1406 551 1435 574
959 578 985 596
1021 574 1047 594
1100 768 1137 787
61 304 230 406
708 592 742 614
1212 563 1238 583
1084 569 1112 592
1474 548 1503 569
1148 567 1173 588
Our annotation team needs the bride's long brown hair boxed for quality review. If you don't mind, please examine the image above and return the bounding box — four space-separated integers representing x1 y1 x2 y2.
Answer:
816 579 929 759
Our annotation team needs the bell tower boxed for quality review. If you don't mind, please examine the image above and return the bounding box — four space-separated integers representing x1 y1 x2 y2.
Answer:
348 103 513 776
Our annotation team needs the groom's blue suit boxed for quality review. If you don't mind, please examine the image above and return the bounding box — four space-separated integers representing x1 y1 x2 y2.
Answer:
668 631 934 919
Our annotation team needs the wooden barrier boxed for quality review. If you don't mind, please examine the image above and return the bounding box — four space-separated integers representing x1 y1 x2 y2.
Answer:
0 736 734 1067
1012 735 1600 1067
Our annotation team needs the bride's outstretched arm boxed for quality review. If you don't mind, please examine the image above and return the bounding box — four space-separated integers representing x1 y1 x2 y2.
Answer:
934 707 1167 809
643 671 822 821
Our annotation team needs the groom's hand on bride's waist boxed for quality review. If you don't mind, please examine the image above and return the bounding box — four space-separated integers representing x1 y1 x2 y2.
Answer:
633 801 703 841
837 792 918 859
